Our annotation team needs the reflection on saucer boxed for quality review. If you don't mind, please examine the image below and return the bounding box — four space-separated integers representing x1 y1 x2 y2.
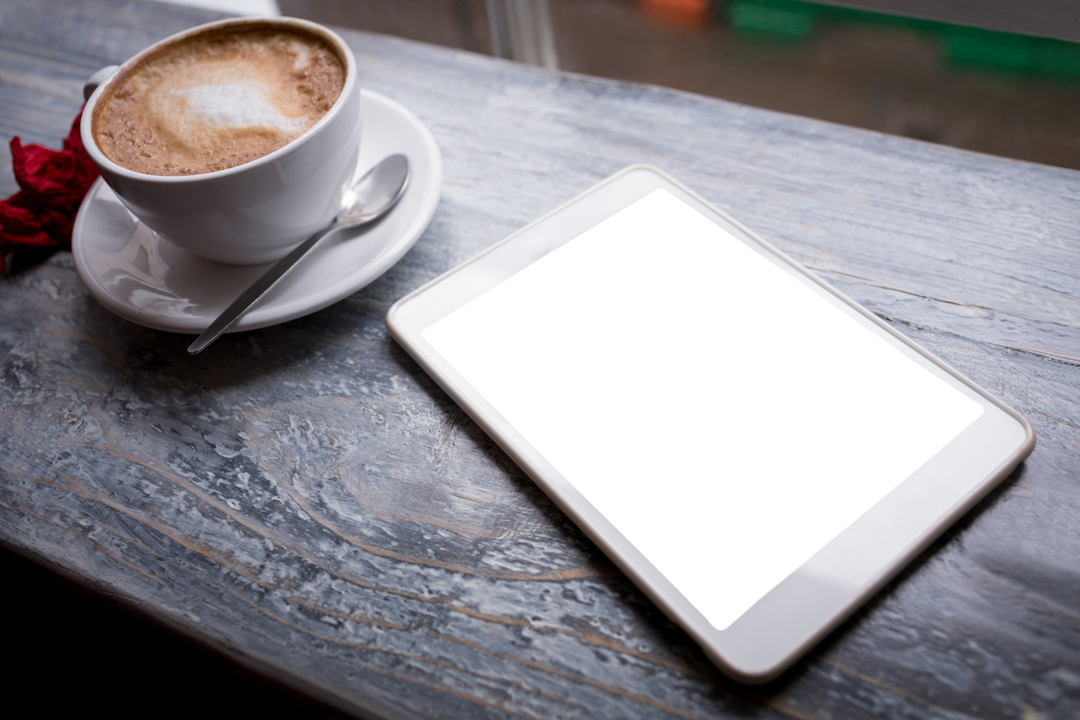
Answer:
89 221 201 318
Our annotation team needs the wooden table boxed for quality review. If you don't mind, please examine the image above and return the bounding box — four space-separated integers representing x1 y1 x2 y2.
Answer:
2 0 1079 717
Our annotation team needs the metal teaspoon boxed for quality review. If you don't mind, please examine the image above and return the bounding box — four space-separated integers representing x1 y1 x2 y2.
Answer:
187 154 410 354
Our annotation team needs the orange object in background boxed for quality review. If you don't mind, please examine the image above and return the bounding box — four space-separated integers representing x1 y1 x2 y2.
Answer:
640 0 710 29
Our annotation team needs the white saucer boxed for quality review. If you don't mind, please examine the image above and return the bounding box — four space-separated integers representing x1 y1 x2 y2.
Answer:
72 90 442 335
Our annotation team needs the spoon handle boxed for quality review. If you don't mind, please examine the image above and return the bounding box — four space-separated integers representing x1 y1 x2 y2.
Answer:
187 224 336 354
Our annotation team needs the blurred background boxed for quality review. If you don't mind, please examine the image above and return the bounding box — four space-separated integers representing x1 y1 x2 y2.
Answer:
161 0 1080 170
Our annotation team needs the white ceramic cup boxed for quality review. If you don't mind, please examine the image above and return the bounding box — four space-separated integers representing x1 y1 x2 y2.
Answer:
81 17 361 265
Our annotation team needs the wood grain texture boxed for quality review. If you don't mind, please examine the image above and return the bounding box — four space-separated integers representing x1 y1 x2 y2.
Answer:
2 0 1079 718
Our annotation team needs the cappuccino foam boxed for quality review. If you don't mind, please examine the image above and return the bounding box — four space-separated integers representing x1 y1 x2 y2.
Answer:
93 24 346 176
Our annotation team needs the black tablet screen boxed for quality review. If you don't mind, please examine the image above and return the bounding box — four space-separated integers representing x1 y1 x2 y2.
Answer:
423 188 983 630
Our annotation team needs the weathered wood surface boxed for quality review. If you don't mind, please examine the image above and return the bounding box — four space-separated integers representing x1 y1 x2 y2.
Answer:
2 0 1079 718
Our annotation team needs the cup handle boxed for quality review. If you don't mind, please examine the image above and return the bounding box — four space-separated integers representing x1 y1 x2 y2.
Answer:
83 65 120 101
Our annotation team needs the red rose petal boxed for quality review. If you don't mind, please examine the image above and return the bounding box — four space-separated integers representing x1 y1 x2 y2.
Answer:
1 108 98 274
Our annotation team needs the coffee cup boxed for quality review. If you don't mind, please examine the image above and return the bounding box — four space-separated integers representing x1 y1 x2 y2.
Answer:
80 17 361 265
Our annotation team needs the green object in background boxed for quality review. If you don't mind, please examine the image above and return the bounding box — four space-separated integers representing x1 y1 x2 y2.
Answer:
943 26 1037 72
720 0 1080 79
726 0 817 39
942 25 1080 78
1036 38 1080 78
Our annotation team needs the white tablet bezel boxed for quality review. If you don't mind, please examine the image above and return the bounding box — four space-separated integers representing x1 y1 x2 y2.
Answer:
386 165 1035 683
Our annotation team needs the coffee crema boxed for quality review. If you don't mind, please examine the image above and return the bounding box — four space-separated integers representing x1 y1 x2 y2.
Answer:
92 23 346 176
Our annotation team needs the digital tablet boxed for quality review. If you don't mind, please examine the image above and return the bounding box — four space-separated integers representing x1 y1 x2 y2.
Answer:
385 165 1035 683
